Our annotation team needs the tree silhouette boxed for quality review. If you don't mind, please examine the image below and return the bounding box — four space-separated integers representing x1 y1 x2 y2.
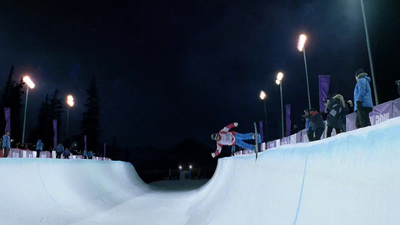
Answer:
0 65 24 144
29 89 64 149
80 78 100 154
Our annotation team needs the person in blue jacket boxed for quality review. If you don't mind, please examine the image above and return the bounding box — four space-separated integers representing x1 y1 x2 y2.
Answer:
83 149 88 159
63 148 70 159
88 151 93 159
56 143 64 159
354 69 373 128
2 131 11 158
36 139 44 158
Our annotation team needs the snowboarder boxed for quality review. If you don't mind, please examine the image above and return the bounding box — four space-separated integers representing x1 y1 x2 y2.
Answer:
354 69 373 128
210 122 261 158
303 108 325 141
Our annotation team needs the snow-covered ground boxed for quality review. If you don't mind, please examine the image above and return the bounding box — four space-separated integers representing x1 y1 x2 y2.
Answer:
1 117 400 225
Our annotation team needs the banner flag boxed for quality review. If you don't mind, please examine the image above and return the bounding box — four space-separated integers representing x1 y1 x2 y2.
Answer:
84 135 87 150
285 104 291 137
53 119 57 150
319 75 331 113
4 108 11 135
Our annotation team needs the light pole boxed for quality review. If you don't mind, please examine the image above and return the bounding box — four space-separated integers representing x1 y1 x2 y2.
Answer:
22 76 35 144
66 95 75 138
275 72 284 138
259 90 268 141
297 34 311 110
360 0 378 105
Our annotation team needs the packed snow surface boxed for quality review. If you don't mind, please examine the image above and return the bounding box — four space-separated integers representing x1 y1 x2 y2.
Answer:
1 117 400 225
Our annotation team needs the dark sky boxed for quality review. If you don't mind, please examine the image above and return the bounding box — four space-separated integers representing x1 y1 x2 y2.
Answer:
0 0 399 149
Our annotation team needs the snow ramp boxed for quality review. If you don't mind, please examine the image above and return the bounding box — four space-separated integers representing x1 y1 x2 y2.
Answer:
0 159 150 224
187 117 400 225
1 117 400 225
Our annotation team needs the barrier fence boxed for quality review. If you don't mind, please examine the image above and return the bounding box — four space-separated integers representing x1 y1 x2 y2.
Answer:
0 148 111 161
267 98 400 149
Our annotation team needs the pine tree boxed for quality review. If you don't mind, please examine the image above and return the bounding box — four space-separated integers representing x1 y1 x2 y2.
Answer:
29 89 64 149
81 78 100 154
0 65 24 143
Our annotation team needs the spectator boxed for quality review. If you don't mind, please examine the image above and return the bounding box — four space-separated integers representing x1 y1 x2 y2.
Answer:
36 139 44 158
291 124 300 135
83 149 88 159
354 69 373 128
88 151 93 159
2 131 11 158
326 94 346 137
305 118 314 142
63 148 70 159
303 108 325 141
346 100 354 114
56 143 64 159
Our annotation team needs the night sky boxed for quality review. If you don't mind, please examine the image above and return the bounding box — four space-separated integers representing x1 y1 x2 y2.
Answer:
0 0 399 150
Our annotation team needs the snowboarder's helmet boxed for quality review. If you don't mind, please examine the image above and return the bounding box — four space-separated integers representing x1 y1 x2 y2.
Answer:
211 133 219 141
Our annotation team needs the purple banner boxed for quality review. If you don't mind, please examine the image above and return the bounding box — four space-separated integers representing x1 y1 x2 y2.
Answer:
370 101 392 125
281 136 291 145
53 119 57 150
318 75 330 113
392 98 400 118
285 104 291 137
346 112 357 132
267 140 277 149
84 135 87 150
4 108 10 134
259 120 264 143
296 129 305 143
290 134 296 144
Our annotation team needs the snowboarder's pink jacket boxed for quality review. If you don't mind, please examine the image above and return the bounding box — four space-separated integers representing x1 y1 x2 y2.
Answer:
215 123 237 155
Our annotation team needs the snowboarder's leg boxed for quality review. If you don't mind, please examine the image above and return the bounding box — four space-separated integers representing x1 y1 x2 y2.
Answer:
235 132 254 140
235 138 255 151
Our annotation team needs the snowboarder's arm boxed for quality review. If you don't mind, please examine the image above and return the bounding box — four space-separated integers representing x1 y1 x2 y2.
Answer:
216 143 222 154
221 122 238 132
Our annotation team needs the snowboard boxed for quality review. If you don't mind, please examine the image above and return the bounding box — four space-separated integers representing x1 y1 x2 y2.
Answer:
253 122 259 160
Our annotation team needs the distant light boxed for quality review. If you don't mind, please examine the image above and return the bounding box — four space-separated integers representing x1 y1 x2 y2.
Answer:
179 165 182 170
189 165 192 170
277 72 284 81
23 76 35 89
259 90 267 100
297 34 307 52
275 80 281 85
67 95 75 107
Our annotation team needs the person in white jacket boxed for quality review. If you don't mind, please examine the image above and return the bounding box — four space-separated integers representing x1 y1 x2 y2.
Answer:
210 122 260 158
